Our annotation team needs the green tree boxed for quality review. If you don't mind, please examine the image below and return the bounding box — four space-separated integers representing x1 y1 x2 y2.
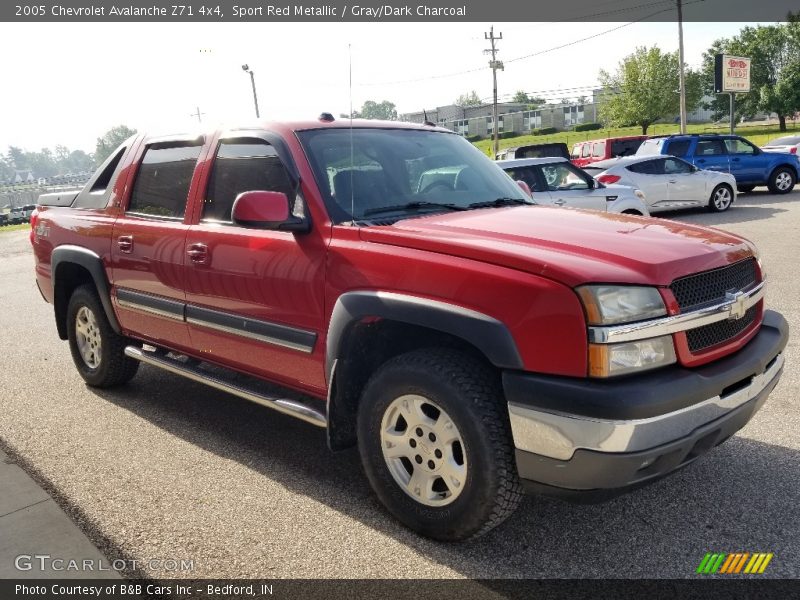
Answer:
701 22 800 130
766 58 800 124
95 125 137 165
454 90 482 107
511 91 545 109
599 46 701 134
342 100 398 120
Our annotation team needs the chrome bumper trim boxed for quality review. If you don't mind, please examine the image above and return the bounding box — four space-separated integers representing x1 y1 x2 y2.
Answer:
508 352 783 461
588 281 765 344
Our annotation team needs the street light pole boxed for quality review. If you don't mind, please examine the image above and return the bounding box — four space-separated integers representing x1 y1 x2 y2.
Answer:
242 64 260 118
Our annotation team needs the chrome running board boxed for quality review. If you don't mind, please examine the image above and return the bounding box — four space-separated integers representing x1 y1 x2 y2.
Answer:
124 346 327 428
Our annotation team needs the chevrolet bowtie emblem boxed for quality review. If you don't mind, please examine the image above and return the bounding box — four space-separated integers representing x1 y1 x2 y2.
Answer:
725 290 748 320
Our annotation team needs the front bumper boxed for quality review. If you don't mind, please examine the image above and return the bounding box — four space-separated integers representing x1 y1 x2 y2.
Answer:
505 310 788 499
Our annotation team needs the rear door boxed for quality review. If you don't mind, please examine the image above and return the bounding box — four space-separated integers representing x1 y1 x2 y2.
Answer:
625 159 669 212
110 137 206 351
183 133 328 393
692 138 730 174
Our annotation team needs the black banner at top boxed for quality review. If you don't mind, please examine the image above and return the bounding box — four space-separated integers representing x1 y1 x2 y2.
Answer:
2 0 799 22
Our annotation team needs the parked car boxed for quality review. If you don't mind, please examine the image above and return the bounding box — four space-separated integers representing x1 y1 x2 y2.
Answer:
498 157 649 215
8 206 24 224
583 155 737 213
30 119 787 541
636 134 800 194
495 142 570 161
21 204 36 222
761 135 800 156
0 212 8 226
571 135 648 167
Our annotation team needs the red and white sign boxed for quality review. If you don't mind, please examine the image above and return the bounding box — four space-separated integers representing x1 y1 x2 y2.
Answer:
721 55 751 92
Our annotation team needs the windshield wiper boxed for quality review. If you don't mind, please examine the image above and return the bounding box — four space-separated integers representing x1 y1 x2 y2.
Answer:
467 197 532 209
362 201 468 216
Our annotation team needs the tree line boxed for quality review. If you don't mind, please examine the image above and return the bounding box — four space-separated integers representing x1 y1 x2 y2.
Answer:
1 125 136 183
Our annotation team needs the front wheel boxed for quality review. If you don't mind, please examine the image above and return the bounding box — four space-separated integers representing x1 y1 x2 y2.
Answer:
767 168 796 194
357 348 522 541
66 285 139 387
708 184 733 212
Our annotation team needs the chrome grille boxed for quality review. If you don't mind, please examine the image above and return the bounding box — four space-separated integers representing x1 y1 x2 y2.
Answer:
670 259 757 312
686 306 757 353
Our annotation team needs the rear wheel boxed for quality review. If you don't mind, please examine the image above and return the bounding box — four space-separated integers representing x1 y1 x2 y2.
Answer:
708 184 733 212
66 285 139 387
767 167 796 194
357 348 522 541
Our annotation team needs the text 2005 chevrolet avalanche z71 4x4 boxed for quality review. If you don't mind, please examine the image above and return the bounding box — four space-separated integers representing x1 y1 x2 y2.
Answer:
31 119 788 541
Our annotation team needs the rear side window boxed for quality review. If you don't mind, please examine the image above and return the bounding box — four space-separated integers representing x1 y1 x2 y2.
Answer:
581 144 591 158
128 145 201 218
665 140 691 157
610 139 644 157
695 139 727 156
592 141 606 158
627 159 664 175
203 140 295 223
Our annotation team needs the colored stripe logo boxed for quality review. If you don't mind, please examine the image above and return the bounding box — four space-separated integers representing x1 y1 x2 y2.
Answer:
696 552 773 574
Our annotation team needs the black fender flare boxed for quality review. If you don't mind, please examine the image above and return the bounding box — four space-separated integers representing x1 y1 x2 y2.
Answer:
51 245 121 338
325 290 523 384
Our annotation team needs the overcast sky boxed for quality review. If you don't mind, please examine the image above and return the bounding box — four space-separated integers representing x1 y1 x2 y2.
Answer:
0 21 762 153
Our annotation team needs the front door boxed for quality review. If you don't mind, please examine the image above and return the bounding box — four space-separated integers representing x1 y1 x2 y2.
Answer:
539 162 604 210
184 136 328 394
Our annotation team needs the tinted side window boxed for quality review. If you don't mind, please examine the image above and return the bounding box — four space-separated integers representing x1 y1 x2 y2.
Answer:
610 139 643 157
665 140 691 157
627 159 664 175
128 145 201 218
203 141 295 223
695 140 727 156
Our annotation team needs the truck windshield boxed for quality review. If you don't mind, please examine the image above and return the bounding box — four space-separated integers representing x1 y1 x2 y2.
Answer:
298 128 530 223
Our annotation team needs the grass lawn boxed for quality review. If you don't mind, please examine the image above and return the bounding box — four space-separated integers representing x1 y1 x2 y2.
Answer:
473 122 800 156
0 223 30 233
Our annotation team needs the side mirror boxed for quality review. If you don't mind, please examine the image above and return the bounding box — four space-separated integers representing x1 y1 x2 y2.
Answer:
231 190 308 232
515 180 532 197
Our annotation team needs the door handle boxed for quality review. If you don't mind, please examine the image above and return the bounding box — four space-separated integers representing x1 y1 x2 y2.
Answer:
668 179 677 183
554 199 566 206
187 242 209 264
117 235 133 253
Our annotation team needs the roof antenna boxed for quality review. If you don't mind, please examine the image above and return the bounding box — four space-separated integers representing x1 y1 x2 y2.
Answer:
349 43 356 225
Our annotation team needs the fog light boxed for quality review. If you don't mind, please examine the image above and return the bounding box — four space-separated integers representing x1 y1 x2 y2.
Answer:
589 335 676 377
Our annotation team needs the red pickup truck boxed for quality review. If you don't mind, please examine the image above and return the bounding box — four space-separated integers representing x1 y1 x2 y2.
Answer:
31 119 788 541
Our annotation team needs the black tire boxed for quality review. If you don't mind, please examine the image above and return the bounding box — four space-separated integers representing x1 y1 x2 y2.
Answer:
357 348 523 541
66 285 139 387
767 167 796 195
737 185 755 193
708 184 734 212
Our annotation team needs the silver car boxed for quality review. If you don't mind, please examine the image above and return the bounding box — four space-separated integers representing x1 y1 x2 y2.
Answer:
583 155 737 213
498 157 650 216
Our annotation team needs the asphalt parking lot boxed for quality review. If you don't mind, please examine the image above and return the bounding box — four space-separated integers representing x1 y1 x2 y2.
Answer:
0 187 798 580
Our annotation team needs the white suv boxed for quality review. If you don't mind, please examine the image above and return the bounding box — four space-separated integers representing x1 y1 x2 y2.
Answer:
498 157 650 215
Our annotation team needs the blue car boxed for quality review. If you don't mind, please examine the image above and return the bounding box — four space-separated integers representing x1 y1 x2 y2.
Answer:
636 134 800 194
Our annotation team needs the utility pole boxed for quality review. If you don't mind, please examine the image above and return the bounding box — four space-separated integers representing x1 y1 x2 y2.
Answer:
190 106 205 123
484 26 503 159
677 0 687 134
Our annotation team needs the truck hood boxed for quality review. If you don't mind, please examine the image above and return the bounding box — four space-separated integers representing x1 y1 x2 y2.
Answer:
359 206 755 287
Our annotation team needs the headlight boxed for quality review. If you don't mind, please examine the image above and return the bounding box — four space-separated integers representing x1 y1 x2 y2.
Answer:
577 285 666 325
634 189 646 200
589 336 676 377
